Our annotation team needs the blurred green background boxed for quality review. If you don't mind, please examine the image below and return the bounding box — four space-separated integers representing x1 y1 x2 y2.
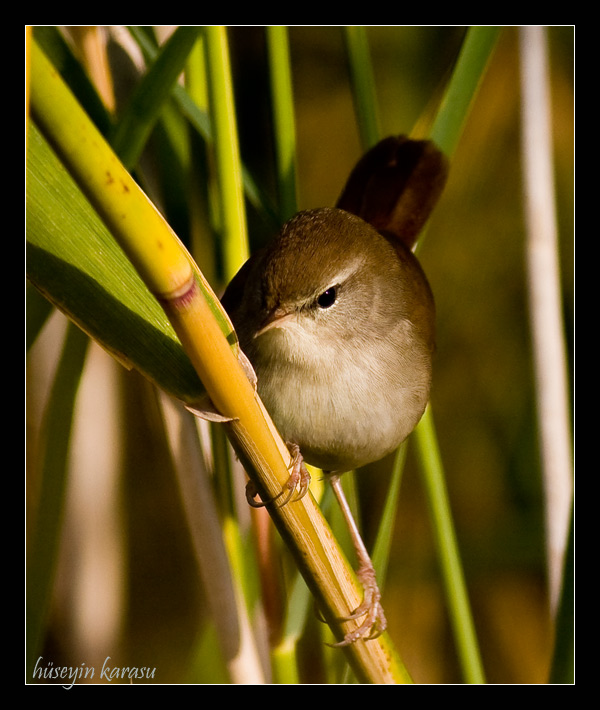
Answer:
27 26 574 684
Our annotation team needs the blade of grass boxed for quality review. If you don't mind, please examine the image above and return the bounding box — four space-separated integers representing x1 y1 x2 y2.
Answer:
342 27 382 149
266 26 298 222
26 122 206 407
429 26 502 157
371 443 408 587
26 322 90 677
109 26 202 169
548 502 574 683
184 34 220 282
344 25 501 685
29 38 412 684
203 26 250 280
159 393 267 683
413 405 486 684
411 27 502 685
270 572 310 684
200 29 273 670
127 25 280 234
518 25 573 617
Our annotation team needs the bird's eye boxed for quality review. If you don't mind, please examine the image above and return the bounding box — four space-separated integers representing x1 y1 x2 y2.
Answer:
316 286 337 309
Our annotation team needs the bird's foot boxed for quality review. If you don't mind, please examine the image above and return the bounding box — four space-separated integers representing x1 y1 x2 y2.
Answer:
245 442 311 508
332 560 387 647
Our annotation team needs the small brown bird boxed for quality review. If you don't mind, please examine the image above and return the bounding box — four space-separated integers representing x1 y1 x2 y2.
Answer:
222 136 448 645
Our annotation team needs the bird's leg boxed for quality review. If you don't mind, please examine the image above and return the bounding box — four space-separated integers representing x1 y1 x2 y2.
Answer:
246 442 311 508
327 473 387 646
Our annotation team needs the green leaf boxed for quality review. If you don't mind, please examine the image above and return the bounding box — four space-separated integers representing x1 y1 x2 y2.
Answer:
110 26 203 170
26 122 205 405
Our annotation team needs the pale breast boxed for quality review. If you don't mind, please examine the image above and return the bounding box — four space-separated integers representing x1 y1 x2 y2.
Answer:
253 322 431 472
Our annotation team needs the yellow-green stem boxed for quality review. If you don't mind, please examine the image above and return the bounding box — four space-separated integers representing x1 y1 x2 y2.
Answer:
29 38 412 684
203 26 250 281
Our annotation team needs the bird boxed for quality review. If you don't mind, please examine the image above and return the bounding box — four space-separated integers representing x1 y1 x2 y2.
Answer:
221 135 449 646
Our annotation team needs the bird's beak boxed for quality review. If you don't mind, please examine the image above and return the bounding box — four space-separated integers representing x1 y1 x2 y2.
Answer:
254 306 295 338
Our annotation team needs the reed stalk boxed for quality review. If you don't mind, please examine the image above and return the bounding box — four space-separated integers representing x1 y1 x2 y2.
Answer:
28 36 412 684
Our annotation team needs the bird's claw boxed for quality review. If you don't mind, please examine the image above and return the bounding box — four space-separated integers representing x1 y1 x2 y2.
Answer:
330 561 387 647
245 443 311 508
